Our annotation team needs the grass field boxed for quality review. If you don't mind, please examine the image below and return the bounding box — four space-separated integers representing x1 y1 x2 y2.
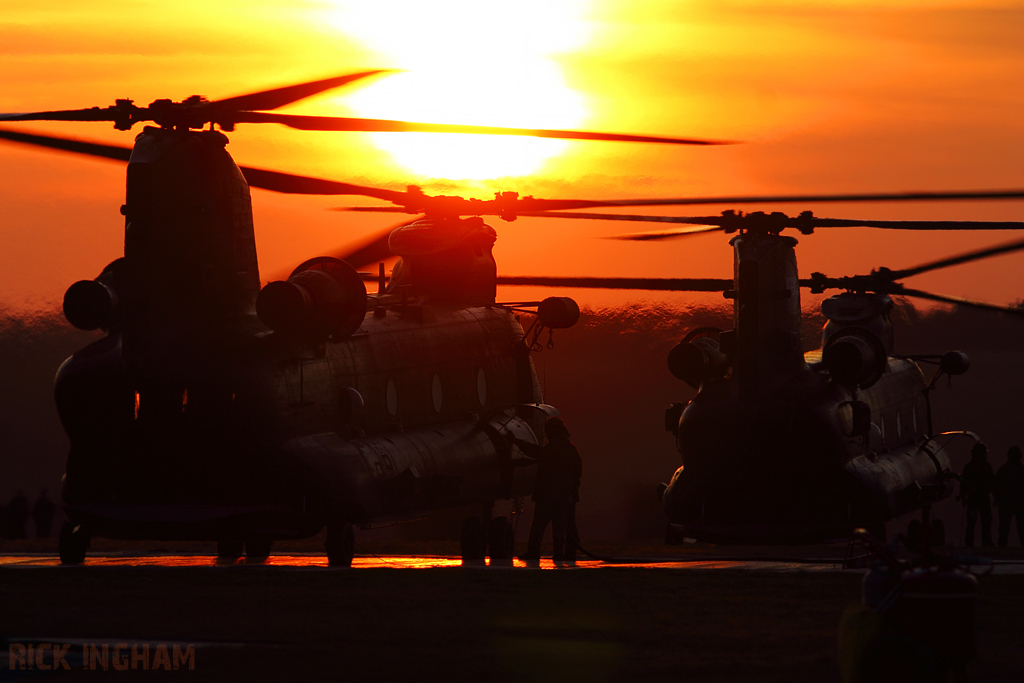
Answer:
2 546 1023 682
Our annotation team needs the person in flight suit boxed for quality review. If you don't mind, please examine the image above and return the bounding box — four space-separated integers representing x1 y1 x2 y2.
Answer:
995 446 1024 546
510 417 583 563
961 442 995 547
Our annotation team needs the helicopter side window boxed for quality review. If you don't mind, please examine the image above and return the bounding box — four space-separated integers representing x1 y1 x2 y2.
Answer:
476 368 487 406
431 374 443 414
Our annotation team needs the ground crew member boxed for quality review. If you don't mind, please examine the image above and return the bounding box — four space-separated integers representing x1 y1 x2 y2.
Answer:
509 417 582 562
995 446 1024 546
961 442 994 546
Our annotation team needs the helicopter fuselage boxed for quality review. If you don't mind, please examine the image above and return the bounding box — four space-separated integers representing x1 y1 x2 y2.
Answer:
54 127 558 545
661 231 959 542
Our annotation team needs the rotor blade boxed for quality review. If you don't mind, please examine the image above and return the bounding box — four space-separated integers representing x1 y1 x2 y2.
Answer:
0 108 119 123
495 276 733 292
211 70 392 112
517 210 726 224
511 189 1024 212
891 236 1024 280
338 206 413 213
0 127 132 161
228 111 732 145
339 206 736 228
331 221 416 269
237 167 407 202
610 226 726 241
809 217 1024 230
0 127 408 203
894 287 1024 317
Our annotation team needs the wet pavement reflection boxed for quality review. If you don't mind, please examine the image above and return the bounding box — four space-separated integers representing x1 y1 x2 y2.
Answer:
2 554 1022 572
0 554 864 570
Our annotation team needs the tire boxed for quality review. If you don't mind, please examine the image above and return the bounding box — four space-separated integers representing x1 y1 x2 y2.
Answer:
488 516 515 560
217 540 245 559
325 522 355 567
460 516 486 561
245 539 273 560
58 521 90 565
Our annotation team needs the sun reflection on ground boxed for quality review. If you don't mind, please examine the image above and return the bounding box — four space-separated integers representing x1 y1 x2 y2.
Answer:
0 554 874 571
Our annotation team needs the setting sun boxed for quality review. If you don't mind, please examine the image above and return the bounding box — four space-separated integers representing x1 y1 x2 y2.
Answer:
322 0 591 179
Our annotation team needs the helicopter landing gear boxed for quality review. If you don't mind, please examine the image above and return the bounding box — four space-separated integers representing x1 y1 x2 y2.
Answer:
245 539 273 561
460 516 486 561
325 522 354 567
488 516 515 560
217 540 245 560
908 518 947 551
58 521 90 564
906 505 945 552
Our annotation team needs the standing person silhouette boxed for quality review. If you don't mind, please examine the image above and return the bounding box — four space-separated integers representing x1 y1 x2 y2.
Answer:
961 442 995 547
509 417 583 563
995 446 1024 546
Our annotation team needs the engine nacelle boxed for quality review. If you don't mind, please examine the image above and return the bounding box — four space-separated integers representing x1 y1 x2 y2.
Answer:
668 327 729 389
537 297 580 329
63 259 122 331
940 351 970 376
256 257 367 342
822 326 887 388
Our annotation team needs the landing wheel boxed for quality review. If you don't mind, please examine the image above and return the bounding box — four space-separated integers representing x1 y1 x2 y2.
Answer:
460 516 486 561
325 522 355 567
245 539 273 560
58 521 90 564
488 516 515 560
217 540 245 559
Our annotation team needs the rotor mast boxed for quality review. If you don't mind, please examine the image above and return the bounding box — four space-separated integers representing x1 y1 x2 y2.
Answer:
729 220 807 402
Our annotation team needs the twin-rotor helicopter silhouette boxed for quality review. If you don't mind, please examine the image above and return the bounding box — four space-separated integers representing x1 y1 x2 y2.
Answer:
2 71 1022 561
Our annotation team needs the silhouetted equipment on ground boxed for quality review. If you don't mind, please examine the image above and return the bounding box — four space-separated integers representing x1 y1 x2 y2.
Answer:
838 528 983 683
0 72 728 565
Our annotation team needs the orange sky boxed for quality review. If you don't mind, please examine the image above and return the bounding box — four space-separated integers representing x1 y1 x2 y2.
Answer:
1 0 1022 314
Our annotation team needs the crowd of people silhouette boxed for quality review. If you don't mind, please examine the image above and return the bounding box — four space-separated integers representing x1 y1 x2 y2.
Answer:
960 444 1024 547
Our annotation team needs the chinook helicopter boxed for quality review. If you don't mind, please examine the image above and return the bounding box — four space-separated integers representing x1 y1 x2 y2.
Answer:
342 191 1024 545
4 72 1023 557
0 71 731 565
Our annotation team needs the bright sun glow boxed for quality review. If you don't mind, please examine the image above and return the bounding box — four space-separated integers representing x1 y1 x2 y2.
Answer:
324 0 592 180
